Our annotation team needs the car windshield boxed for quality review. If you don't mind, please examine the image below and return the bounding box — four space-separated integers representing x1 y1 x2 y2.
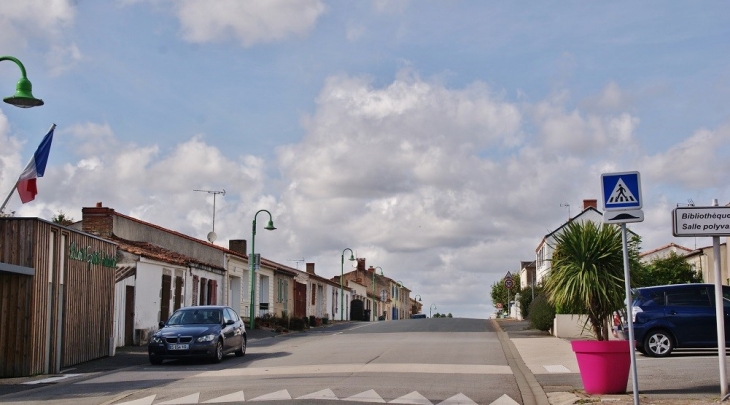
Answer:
167 309 222 325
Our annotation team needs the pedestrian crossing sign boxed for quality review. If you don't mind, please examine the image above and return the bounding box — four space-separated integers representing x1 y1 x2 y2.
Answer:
601 171 642 211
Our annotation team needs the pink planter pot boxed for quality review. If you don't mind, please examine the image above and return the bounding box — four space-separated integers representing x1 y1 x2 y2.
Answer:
571 340 631 394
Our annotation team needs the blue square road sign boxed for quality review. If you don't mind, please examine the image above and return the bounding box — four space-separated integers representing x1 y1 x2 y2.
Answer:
601 171 642 211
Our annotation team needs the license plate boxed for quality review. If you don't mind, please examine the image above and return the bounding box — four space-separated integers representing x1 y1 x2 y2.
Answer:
168 344 189 350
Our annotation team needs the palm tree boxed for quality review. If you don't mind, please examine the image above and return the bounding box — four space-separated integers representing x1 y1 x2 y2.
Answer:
543 220 629 341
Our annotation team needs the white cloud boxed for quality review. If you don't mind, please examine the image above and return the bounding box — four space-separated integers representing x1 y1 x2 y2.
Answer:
0 1 77 69
175 0 326 46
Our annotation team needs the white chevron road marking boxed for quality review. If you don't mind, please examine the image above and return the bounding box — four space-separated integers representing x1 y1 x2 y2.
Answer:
296 388 339 400
115 395 156 405
344 389 386 403
201 390 245 403
437 393 478 405
489 394 520 405
389 391 432 404
249 389 292 401
156 393 199 404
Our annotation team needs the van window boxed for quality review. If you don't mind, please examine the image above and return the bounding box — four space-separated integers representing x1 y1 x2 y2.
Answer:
665 287 711 307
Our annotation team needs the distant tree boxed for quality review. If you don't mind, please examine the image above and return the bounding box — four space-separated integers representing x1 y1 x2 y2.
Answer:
518 286 540 319
433 313 441 318
634 252 702 286
490 273 521 310
447 313 453 318
51 210 74 226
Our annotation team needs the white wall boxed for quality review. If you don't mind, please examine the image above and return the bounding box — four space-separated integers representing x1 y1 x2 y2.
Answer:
134 261 163 343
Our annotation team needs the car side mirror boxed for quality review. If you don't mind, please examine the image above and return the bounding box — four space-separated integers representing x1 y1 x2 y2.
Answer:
226 319 235 325
158 321 165 329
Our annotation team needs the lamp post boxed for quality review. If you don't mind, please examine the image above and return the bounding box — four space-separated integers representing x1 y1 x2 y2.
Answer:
1 56 44 108
430 304 437 318
373 266 383 321
395 280 404 320
249 209 276 330
340 248 355 321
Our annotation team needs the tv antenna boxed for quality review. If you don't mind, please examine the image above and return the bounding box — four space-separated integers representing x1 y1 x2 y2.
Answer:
687 199 695 206
289 258 305 269
194 189 226 243
560 203 570 220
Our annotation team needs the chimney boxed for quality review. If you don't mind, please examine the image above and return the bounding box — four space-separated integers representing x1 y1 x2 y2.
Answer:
306 263 315 275
583 199 598 210
367 266 375 274
81 202 115 238
228 240 247 256
356 258 366 272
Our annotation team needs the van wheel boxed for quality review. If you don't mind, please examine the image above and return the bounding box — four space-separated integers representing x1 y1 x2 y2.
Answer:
644 329 674 357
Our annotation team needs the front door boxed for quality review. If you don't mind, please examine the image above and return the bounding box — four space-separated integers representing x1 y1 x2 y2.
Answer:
294 282 307 318
125 286 135 346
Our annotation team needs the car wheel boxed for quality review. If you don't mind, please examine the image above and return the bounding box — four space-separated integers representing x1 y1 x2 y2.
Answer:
211 339 224 363
149 355 163 365
235 336 246 357
644 329 674 357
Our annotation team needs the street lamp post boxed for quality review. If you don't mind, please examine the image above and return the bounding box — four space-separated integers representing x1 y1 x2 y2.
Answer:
395 280 403 320
373 266 383 321
430 304 437 318
340 248 355 321
249 209 276 330
1 56 44 108
414 294 422 314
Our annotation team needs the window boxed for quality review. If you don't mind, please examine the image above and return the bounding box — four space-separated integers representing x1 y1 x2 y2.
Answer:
277 279 288 303
666 287 711 307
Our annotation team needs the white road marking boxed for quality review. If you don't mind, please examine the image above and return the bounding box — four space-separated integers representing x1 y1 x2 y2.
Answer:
437 393 478 405
198 363 511 378
22 374 82 384
296 388 338 400
202 391 244 403
344 389 386 403
543 364 571 373
156 393 199 404
115 395 156 405
389 391 432 404
489 394 520 405
249 389 292 401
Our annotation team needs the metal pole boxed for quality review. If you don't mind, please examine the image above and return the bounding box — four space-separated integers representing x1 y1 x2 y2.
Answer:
621 223 640 405
340 253 344 321
711 199 728 398
249 217 257 330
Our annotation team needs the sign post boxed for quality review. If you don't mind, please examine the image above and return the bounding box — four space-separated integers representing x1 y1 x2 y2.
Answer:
504 272 513 317
602 171 643 405
673 201 730 398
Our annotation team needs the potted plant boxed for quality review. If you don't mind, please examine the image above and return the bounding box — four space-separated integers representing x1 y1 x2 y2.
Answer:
543 220 635 394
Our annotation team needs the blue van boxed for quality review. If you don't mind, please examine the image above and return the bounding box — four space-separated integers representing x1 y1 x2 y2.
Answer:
628 283 730 357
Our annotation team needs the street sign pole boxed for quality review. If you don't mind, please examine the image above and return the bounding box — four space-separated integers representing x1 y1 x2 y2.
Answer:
602 171 643 405
711 199 728 399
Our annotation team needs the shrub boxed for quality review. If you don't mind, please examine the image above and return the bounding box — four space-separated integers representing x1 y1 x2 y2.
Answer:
529 294 555 332
289 317 307 331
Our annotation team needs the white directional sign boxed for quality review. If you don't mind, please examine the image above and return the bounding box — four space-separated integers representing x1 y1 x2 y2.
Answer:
603 209 644 224
601 171 642 211
673 206 730 237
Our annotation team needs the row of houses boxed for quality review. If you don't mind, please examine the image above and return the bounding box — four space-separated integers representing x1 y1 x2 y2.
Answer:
514 199 730 324
0 202 421 378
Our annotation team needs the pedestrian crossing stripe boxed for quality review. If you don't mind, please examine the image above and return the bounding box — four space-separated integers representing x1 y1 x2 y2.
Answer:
112 390 516 404
607 178 636 204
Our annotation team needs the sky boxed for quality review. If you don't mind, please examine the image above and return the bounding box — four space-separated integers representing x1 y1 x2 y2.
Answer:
1 1 729 319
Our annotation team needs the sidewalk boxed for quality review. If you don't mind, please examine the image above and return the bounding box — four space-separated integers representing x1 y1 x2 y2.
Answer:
494 318 722 405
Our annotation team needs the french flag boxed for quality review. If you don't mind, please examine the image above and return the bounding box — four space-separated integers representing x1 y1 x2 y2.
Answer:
17 124 56 204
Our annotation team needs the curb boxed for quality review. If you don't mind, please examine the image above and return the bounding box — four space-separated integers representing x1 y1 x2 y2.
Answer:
491 318 551 405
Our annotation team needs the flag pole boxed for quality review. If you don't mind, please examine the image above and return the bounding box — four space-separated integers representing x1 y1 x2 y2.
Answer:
0 184 18 214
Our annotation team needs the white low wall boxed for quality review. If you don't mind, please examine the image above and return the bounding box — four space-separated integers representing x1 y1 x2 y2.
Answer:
552 314 622 340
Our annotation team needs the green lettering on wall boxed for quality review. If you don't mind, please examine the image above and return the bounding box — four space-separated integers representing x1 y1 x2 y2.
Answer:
69 242 117 268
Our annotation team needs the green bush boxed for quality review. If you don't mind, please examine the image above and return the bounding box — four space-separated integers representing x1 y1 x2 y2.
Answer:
528 294 555 332
518 286 539 319
289 317 307 331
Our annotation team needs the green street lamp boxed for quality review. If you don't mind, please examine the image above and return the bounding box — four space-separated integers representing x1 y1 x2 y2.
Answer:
395 280 404 320
249 209 276 329
373 266 384 321
340 248 355 321
1 56 44 108
430 304 437 318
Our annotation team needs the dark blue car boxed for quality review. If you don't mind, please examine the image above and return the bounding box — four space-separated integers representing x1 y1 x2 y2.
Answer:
148 305 246 364
628 284 730 357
